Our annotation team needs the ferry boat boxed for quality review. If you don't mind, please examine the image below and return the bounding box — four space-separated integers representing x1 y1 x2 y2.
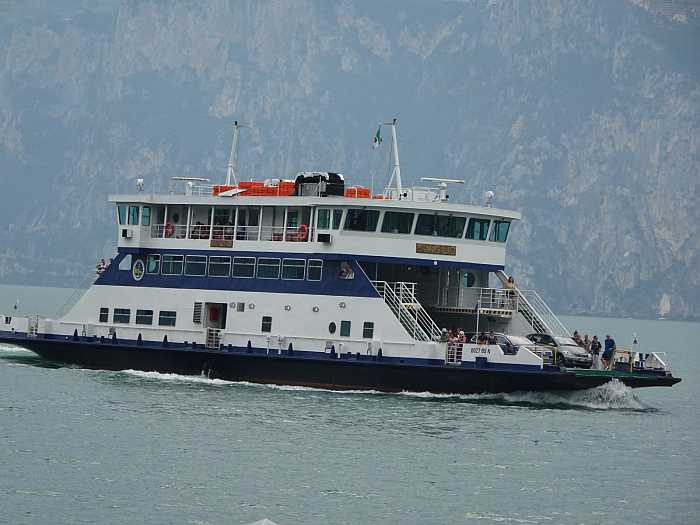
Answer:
0 120 681 393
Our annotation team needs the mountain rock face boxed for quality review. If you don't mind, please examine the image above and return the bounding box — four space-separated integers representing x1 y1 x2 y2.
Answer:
0 0 698 320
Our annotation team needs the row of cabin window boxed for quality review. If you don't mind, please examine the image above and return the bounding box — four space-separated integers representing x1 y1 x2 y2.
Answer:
99 307 176 327
119 203 509 243
339 209 510 242
145 254 323 280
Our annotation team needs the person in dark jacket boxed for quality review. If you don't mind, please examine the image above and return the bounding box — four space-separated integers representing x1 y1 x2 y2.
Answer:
603 335 616 370
590 335 602 369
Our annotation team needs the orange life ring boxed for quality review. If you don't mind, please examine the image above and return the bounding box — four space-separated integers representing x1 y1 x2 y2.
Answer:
165 222 175 238
297 223 309 241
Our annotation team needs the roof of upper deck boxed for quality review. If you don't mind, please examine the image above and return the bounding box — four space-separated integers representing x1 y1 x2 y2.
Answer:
108 193 521 221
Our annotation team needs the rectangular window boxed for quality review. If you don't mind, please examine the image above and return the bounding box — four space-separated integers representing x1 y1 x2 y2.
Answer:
184 255 207 276
117 205 126 225
344 209 380 232
381 211 414 234
286 209 299 228
159 311 177 327
281 259 305 280
257 257 280 279
208 256 231 277
142 206 151 226
193 302 202 324
307 259 323 281
161 255 184 275
415 214 466 238
261 316 272 333
135 309 153 325
317 209 330 229
490 221 510 242
232 257 256 278
465 218 491 241
332 209 343 229
113 308 130 324
363 322 375 339
340 320 351 337
99 307 109 323
146 254 160 274
128 205 140 225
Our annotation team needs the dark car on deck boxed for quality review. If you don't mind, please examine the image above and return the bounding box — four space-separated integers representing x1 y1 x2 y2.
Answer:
526 333 593 368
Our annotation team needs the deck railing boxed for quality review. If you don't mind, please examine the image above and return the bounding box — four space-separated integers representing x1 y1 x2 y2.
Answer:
149 224 313 242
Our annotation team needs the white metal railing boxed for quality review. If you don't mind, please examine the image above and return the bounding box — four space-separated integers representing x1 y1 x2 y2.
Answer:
372 281 441 342
149 223 313 242
517 289 569 337
206 328 222 350
445 343 462 364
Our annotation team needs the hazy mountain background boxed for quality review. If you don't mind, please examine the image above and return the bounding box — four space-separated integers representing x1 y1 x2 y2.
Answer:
0 0 698 320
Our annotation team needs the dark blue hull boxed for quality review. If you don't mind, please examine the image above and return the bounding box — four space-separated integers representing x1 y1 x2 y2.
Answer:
0 333 681 394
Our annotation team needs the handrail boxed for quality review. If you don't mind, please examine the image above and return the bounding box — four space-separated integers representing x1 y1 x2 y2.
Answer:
371 280 441 342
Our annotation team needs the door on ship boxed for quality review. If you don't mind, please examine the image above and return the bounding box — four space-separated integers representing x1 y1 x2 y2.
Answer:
204 303 227 330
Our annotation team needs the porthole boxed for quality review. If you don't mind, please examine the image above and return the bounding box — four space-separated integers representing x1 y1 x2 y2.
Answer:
328 322 337 334
462 272 476 288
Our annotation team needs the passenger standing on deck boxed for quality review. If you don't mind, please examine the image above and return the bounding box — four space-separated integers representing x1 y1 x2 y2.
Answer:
504 276 516 308
487 331 497 344
583 334 591 353
603 335 616 370
590 336 602 369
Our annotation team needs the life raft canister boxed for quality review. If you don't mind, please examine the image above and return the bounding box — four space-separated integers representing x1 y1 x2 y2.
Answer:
297 223 309 241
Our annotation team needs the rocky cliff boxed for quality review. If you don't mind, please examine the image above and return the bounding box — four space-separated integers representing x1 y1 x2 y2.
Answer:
0 0 698 320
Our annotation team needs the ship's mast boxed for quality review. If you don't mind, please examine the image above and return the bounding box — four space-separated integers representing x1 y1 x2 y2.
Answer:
383 118 402 194
225 120 242 186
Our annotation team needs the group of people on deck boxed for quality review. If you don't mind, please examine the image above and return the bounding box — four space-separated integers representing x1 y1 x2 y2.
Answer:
572 330 617 370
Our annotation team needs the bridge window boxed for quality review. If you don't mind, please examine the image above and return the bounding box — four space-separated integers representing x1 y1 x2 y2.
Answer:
184 255 207 276
128 206 140 225
415 214 465 238
282 259 305 280
363 322 374 339
465 218 491 241
146 254 160 274
490 221 510 242
317 209 330 229
99 307 109 323
142 206 151 226
136 309 153 325
257 258 280 279
159 311 177 327
113 308 130 324
344 209 379 232
307 259 323 281
381 212 414 234
261 316 272 333
332 209 343 229
161 255 184 275
340 320 351 337
117 205 126 225
232 257 255 278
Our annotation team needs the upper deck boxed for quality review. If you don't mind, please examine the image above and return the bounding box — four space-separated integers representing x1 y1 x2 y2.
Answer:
109 177 520 270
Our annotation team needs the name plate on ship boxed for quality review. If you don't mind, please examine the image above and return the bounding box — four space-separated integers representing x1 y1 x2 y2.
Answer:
210 239 233 248
415 243 456 256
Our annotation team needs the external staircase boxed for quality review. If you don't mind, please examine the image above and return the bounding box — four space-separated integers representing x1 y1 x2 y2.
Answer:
495 270 569 336
371 281 442 342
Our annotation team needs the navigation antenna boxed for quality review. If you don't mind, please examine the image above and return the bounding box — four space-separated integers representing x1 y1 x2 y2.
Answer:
225 120 244 185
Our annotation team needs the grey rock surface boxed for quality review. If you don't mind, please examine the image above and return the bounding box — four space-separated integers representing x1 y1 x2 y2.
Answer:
0 0 697 320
